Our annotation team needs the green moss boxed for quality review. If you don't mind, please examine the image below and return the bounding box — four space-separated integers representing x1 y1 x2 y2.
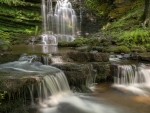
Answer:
109 46 130 54
130 46 146 53
58 40 69 47
68 37 88 47
0 1 41 44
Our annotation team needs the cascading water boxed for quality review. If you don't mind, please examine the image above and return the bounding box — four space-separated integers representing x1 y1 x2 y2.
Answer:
0 55 132 113
41 0 78 45
112 64 150 96
86 64 97 90
0 55 71 107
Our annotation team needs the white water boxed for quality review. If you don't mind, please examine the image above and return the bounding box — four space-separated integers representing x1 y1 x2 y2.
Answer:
37 95 126 113
41 0 78 45
112 64 150 96
50 56 63 64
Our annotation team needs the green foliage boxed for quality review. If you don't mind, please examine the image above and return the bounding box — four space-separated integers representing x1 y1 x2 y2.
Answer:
118 28 150 46
0 1 41 44
0 0 38 6
85 0 109 17
103 0 149 47
85 38 101 46
109 46 130 54
85 0 113 17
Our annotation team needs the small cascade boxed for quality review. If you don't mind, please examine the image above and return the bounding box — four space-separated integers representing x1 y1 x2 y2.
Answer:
86 65 97 89
112 64 150 95
41 0 78 45
50 56 63 64
41 55 50 65
28 71 71 107
114 65 136 85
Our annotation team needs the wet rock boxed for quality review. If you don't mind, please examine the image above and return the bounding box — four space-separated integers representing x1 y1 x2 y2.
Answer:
65 52 109 62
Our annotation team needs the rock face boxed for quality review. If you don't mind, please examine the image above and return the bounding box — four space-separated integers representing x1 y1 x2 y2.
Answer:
52 51 109 62
51 51 110 86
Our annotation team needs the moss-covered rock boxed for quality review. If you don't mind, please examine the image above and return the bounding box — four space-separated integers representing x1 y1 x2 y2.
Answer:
108 46 131 54
130 46 146 53
92 62 111 82
0 53 21 64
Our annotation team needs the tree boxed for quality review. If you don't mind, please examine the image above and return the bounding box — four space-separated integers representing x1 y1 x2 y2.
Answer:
142 0 150 27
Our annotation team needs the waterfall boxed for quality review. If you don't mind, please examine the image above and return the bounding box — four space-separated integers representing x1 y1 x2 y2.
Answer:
114 65 136 85
41 0 78 45
28 71 71 107
112 64 150 96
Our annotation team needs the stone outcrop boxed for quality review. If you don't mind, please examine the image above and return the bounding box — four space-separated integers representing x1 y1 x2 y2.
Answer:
52 51 109 62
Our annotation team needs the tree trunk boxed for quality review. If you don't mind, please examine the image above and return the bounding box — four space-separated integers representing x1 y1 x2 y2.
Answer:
142 0 150 27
